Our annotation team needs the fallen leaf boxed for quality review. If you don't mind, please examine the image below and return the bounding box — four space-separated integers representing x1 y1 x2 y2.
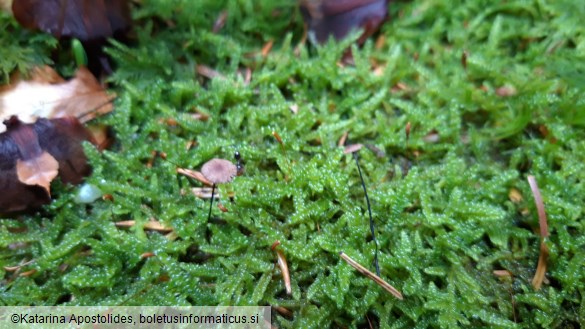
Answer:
0 0 12 13
85 124 113 150
16 151 59 194
0 66 114 132
0 116 92 213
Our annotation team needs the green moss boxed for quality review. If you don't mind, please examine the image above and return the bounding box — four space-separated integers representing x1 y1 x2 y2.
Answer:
1 0 585 328
0 12 56 82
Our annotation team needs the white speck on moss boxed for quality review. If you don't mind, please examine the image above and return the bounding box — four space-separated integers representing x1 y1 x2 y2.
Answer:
75 183 102 204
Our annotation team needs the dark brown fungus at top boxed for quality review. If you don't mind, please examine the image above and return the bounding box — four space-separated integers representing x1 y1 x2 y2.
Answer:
12 0 132 75
299 0 390 45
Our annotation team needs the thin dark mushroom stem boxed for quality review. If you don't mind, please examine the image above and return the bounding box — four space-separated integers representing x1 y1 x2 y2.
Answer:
207 183 216 221
353 152 380 277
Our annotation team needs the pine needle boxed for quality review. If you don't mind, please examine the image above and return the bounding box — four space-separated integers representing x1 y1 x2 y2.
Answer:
340 252 403 300
527 175 549 290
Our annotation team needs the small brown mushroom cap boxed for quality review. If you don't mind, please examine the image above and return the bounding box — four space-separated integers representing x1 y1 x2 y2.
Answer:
201 158 237 184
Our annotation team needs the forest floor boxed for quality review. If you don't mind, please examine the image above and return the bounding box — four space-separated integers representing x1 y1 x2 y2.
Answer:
1 1 584 328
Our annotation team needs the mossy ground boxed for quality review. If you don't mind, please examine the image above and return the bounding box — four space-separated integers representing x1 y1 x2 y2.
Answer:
1 0 585 328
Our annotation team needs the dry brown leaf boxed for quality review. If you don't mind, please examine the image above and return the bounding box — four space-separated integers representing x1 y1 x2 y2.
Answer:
86 124 113 151
16 151 59 194
1 116 92 213
0 0 12 13
0 66 114 132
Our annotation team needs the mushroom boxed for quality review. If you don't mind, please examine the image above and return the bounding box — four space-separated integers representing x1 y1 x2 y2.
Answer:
200 158 237 220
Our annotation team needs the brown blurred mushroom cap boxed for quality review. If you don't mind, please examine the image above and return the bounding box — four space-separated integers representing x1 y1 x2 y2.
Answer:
12 0 131 41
